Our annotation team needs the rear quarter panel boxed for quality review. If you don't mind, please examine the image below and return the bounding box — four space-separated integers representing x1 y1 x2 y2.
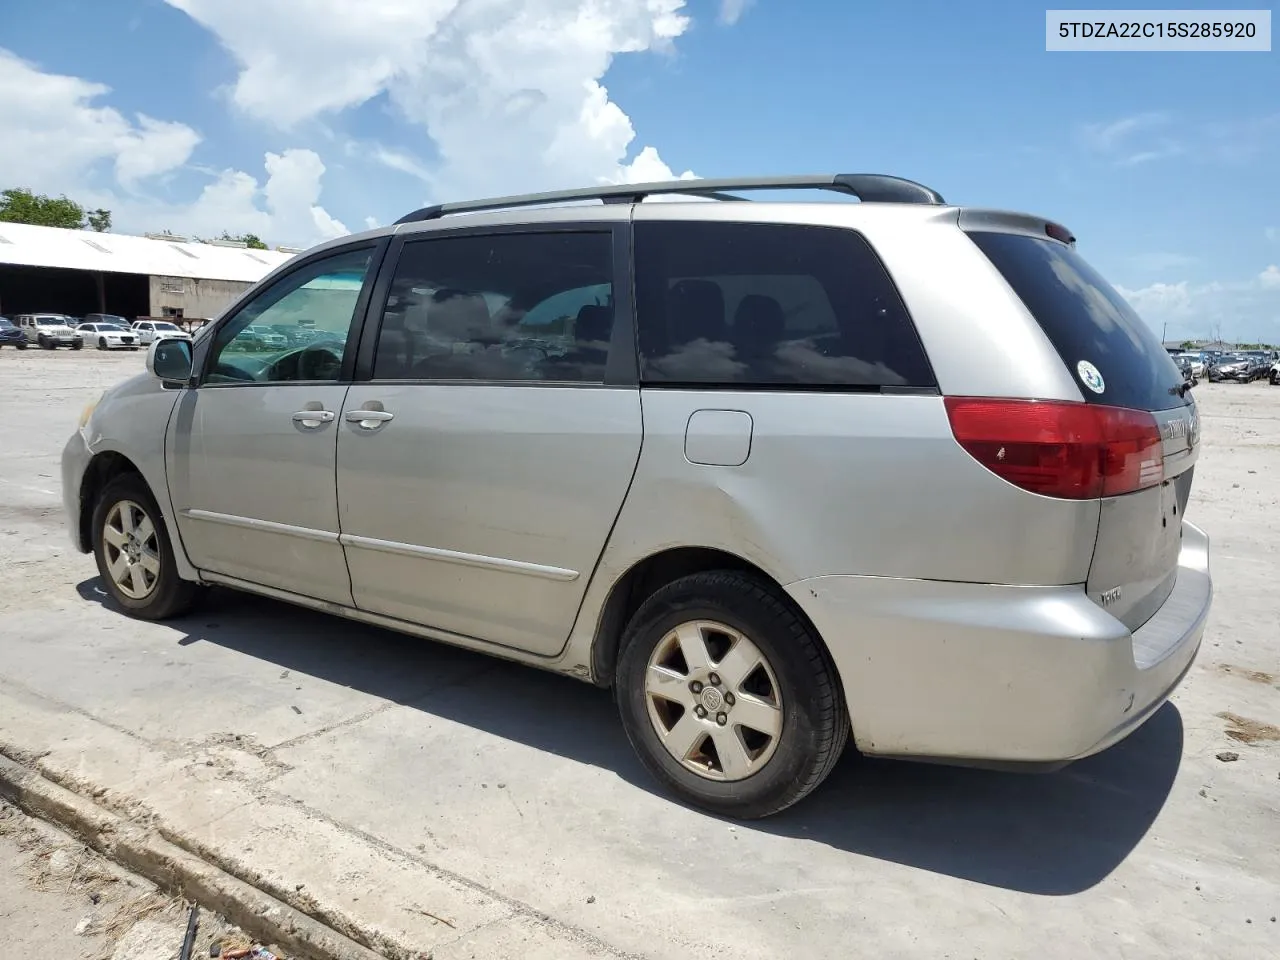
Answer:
558 387 1101 685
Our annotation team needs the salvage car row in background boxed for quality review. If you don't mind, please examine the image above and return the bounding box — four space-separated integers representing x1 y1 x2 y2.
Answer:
1171 348 1279 385
0 314 191 351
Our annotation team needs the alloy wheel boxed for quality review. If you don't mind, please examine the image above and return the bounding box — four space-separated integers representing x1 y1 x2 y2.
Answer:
101 500 161 600
644 620 784 781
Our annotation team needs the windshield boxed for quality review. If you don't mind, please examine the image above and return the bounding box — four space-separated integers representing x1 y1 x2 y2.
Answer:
35 317 67 326
155 322 182 331
0 318 13 328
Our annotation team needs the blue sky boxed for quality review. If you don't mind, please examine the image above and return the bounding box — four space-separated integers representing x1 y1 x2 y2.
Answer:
1 0 1277 341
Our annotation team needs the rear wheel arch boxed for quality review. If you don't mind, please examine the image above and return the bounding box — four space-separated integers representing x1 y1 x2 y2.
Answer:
588 546 837 692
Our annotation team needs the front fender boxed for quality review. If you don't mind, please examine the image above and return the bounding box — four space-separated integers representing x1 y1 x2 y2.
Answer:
77 375 199 581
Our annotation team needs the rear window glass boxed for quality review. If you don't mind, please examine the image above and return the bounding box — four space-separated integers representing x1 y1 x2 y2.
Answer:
967 231 1188 411
634 221 934 389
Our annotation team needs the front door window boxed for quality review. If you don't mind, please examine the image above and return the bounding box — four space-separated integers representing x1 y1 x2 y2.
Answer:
205 247 374 385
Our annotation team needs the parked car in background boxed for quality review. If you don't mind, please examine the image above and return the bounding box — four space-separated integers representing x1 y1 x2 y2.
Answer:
1208 353 1254 382
84 313 134 328
1242 351 1273 380
15 314 83 350
1174 352 1206 378
0 316 28 349
77 321 140 351
131 320 192 345
62 173 1212 819
1269 359 1280 385
242 324 289 351
269 323 316 346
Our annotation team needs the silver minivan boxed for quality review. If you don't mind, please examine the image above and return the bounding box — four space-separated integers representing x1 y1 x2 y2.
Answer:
63 175 1212 818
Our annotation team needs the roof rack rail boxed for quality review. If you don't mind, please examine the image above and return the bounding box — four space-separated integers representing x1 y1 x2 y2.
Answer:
394 173 944 225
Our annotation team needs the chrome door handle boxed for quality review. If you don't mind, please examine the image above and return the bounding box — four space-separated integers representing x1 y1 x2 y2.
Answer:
292 410 335 428
345 409 395 430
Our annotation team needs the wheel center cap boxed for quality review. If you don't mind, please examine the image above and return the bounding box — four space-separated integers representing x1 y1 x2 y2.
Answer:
700 687 724 713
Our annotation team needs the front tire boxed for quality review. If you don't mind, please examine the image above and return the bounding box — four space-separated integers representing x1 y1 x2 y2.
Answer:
91 473 203 620
99 338 108 350
72 340 83 351
615 570 849 819
38 335 53 350
15 341 26 351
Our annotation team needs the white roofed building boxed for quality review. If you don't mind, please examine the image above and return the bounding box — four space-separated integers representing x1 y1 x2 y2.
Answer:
0 221 300 325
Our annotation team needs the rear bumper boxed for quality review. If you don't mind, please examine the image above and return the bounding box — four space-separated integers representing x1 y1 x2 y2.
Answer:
786 521 1211 764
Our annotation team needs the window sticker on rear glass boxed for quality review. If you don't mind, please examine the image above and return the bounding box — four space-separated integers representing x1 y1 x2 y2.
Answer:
1077 360 1105 394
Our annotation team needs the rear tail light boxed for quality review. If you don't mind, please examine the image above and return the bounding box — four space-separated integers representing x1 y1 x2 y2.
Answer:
944 397 1163 499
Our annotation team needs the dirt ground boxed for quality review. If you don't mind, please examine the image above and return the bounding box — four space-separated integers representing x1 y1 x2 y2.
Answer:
0 800 266 958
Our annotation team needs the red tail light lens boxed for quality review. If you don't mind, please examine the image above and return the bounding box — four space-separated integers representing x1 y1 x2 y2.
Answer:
944 397 1163 499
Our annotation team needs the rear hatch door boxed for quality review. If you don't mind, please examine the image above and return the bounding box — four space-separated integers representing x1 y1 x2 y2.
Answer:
966 228 1196 631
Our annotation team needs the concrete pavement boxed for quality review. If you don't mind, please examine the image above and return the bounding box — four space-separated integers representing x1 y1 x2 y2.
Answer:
1 349 1278 958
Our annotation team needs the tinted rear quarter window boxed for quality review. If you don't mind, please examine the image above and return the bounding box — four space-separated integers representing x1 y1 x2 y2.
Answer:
634 221 934 389
967 231 1188 412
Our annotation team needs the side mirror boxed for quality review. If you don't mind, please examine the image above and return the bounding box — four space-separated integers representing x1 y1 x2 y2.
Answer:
147 337 193 384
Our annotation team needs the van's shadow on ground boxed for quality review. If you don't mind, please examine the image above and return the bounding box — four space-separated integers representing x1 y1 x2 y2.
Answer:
79 577 1183 897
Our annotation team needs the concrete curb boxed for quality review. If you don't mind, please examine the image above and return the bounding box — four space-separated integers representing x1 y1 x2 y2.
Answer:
0 751 386 960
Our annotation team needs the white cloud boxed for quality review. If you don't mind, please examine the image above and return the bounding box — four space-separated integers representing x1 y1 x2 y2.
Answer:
2 0 725 247
0 48 199 194
719 0 753 25
0 48 346 247
127 149 348 245
1117 272 1280 342
162 0 697 202
367 146 435 183
1081 112 1171 153
1081 110 1279 169
114 115 202 188
1080 111 1183 167
1116 281 1196 319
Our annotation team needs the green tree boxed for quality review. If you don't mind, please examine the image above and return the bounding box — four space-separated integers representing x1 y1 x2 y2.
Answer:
86 208 112 232
0 187 87 229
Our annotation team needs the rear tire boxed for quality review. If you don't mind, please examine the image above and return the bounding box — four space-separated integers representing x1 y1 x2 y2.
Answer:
91 473 203 620
615 570 849 819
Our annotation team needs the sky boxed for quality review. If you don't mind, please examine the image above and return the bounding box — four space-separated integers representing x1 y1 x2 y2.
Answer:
0 0 1277 342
